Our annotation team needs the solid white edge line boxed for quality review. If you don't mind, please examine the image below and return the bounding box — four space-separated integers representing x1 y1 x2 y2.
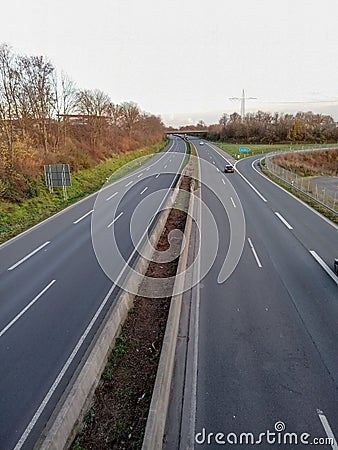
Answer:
13 280 115 450
73 209 93 224
275 212 293 230
248 237 263 268
310 251 338 285
206 143 267 203
140 187 148 195
13 141 184 450
235 169 268 202
8 241 51 271
0 139 178 251
107 211 124 228
250 157 338 231
230 197 236 208
317 409 338 449
125 180 133 187
189 149 202 447
0 280 56 338
105 192 118 201
205 142 231 165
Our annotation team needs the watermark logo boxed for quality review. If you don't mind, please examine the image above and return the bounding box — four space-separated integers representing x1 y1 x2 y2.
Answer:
274 421 286 432
195 421 337 446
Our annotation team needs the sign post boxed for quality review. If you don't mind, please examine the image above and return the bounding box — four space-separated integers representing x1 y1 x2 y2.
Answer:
44 164 71 200
239 145 251 153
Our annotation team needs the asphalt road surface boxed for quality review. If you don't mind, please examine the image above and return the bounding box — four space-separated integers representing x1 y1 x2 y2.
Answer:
0 136 186 450
309 176 338 200
166 138 338 450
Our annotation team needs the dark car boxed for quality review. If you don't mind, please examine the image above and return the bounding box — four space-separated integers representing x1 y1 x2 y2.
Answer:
224 164 234 173
334 258 338 274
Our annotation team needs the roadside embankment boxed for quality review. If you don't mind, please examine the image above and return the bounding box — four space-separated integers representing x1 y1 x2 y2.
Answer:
0 141 167 244
262 148 338 223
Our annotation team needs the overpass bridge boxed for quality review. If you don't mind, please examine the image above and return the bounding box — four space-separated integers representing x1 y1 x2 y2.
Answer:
166 130 208 134
166 130 208 136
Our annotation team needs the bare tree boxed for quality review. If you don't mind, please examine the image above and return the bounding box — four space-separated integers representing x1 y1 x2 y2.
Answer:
76 89 111 116
0 44 17 161
107 103 123 127
219 113 229 126
17 55 56 153
75 89 112 151
54 72 77 150
120 101 140 142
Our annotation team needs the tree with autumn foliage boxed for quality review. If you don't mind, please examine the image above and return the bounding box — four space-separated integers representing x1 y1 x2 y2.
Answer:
213 110 337 144
0 44 165 201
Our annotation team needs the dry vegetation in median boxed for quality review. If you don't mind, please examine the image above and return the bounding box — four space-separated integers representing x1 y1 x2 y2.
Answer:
71 177 191 450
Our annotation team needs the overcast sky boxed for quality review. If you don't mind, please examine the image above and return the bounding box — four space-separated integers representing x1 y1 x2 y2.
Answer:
2 0 338 126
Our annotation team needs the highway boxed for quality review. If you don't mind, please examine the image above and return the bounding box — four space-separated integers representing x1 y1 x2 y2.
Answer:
0 136 186 450
189 140 338 448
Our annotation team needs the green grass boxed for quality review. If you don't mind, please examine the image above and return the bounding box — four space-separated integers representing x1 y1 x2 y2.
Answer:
71 438 87 450
102 334 126 381
213 142 337 159
183 139 190 166
0 140 167 244
189 142 200 190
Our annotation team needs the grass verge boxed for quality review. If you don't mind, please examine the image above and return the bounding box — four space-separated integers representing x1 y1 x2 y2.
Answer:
0 141 167 244
214 142 337 160
261 164 338 225
188 142 200 190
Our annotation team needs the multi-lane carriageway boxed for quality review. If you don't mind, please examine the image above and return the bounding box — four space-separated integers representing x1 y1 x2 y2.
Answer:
0 135 337 449
165 138 338 450
0 137 187 450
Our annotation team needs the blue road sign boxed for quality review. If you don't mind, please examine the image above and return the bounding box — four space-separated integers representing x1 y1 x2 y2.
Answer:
239 146 251 152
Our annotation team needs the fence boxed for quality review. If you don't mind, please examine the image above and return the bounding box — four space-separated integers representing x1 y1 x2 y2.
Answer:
264 148 338 215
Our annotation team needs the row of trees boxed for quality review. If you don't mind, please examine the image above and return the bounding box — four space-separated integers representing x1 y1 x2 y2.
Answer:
0 44 165 200
209 111 338 143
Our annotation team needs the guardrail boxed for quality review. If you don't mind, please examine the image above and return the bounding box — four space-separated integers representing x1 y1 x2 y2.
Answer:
263 148 338 216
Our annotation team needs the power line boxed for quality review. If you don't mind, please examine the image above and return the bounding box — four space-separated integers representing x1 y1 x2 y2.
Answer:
229 89 257 118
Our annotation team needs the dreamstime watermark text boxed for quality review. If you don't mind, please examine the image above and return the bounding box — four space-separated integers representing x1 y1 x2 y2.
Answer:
195 421 336 446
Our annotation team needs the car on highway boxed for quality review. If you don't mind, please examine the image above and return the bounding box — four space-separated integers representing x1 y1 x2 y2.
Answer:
334 258 338 274
224 164 234 173
200 141 204 145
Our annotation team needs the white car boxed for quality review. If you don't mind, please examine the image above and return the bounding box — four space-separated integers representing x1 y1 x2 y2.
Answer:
200 141 204 145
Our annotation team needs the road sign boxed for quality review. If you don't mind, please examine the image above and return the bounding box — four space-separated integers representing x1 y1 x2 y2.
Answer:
239 146 251 153
44 164 71 199
44 164 71 187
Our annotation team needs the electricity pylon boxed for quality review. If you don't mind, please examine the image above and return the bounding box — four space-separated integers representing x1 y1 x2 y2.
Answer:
229 89 257 118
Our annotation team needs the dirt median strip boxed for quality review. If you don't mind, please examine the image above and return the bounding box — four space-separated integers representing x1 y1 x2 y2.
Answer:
68 176 192 450
142 178 195 450
35 177 182 450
